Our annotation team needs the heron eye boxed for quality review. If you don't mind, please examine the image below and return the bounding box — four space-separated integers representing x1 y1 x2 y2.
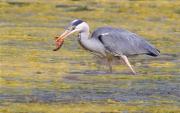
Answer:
72 26 76 30
67 26 75 31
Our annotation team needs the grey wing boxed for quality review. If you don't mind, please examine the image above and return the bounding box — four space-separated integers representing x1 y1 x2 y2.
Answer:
92 27 160 56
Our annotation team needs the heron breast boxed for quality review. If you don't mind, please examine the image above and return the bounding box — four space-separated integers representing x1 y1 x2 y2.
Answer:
78 38 106 56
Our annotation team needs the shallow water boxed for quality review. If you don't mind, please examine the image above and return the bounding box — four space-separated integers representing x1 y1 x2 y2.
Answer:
0 1 180 113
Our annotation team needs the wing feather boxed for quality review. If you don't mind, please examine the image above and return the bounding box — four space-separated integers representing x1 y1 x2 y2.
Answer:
92 27 160 56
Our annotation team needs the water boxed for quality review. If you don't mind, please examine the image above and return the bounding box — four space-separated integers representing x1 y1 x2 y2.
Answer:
0 1 180 112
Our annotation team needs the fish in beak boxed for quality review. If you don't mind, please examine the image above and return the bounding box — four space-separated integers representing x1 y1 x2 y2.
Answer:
53 28 80 51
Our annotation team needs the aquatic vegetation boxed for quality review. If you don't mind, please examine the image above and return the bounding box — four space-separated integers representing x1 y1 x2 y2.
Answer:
0 0 180 113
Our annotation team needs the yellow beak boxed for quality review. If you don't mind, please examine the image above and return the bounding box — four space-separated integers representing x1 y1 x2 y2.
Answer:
55 29 80 42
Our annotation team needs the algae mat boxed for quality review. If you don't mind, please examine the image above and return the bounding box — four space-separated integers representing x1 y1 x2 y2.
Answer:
0 0 180 113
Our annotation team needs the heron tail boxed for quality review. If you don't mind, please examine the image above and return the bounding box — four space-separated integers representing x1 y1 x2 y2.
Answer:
145 44 160 57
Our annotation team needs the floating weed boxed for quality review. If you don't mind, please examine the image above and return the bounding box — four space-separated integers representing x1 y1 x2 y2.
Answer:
174 7 180 14
0 102 180 113
149 61 176 68
0 0 180 113
7 1 30 7
67 5 94 12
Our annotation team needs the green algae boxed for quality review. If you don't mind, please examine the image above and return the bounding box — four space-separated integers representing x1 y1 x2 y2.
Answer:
0 0 180 113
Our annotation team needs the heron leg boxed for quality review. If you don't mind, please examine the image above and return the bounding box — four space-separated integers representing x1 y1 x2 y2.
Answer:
107 58 112 73
120 55 136 75
118 57 125 64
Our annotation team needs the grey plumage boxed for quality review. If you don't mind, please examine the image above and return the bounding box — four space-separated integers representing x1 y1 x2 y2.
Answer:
58 19 160 74
92 27 160 57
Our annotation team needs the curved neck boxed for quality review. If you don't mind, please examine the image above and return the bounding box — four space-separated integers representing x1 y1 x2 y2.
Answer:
78 22 90 39
79 31 90 40
78 31 96 52
78 30 106 56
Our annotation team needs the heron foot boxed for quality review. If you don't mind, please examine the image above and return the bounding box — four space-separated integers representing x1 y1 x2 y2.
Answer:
108 68 113 73
132 71 137 75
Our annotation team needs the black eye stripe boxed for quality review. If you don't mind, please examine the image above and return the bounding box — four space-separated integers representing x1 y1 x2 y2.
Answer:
72 26 75 30
72 19 83 26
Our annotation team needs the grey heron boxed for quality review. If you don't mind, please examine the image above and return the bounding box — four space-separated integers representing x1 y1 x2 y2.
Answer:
54 19 160 75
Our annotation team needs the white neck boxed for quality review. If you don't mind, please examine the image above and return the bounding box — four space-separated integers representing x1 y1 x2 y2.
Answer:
79 31 89 40
78 31 106 56
78 22 91 47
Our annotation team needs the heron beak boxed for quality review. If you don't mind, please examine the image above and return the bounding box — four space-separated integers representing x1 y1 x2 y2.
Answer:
55 30 69 42
53 29 80 51
55 29 80 42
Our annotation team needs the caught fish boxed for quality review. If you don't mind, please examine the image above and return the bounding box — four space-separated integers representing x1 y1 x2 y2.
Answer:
53 36 64 51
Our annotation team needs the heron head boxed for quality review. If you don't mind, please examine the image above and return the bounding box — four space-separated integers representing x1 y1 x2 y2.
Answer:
55 19 89 41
